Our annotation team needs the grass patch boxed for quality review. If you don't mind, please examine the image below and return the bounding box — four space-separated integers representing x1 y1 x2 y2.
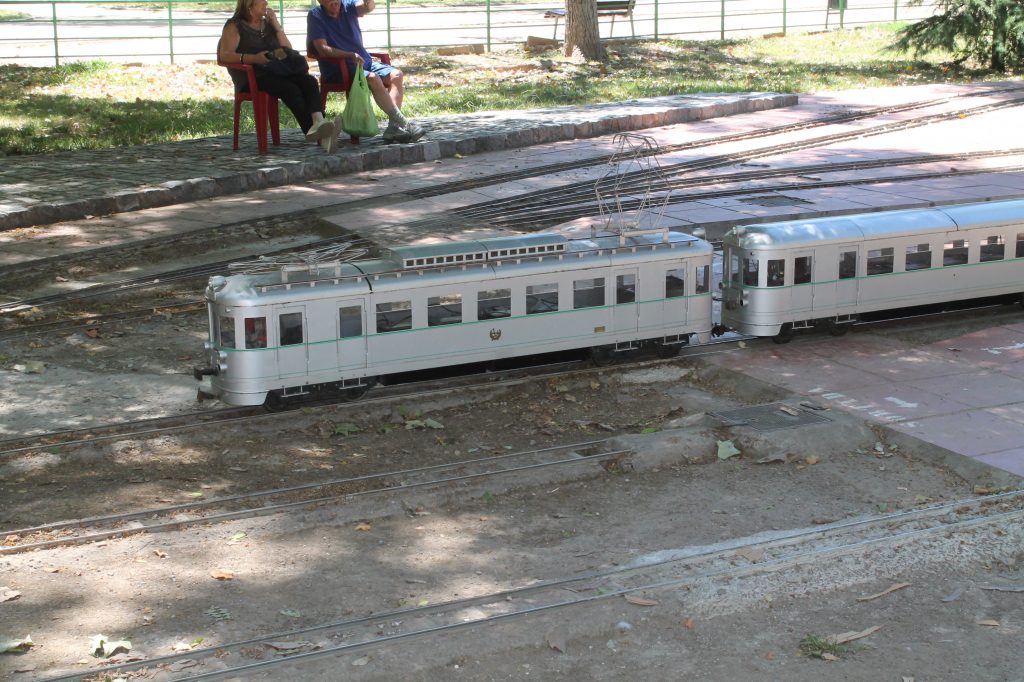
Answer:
0 23 1009 156
799 633 849 659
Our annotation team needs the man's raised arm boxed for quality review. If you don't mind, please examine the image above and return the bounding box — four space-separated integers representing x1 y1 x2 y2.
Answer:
356 0 375 17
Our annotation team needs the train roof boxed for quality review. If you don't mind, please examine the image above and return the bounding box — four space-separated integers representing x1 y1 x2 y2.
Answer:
209 229 710 303
723 199 1024 250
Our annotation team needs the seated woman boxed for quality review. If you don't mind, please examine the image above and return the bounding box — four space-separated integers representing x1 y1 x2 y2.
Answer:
219 0 340 153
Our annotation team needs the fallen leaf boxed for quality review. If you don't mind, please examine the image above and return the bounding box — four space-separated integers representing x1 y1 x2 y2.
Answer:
153 549 168 558
354 522 372 532
1 636 33 653
804 455 819 465
976 619 1000 627
717 440 741 460
265 640 316 651
755 452 790 464
210 569 234 580
545 628 567 652
682 617 694 630
89 634 131 658
979 583 1024 593
829 625 882 644
352 655 370 666
735 547 765 563
778 405 799 416
280 609 302 618
0 587 21 602
821 652 840 661
856 583 910 602
624 594 658 606
168 659 199 671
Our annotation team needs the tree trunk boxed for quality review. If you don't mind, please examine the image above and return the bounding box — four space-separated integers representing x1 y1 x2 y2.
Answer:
564 0 607 60
991 0 1008 71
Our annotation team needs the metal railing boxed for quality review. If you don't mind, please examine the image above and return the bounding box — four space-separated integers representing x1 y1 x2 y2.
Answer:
0 0 938 66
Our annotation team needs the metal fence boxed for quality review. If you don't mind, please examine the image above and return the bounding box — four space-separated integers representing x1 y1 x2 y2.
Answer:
0 0 937 66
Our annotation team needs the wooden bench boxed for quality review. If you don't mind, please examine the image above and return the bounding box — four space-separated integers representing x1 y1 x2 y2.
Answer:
544 0 636 41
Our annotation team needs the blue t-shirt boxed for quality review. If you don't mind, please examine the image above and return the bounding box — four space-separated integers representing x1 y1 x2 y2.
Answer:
307 1 371 80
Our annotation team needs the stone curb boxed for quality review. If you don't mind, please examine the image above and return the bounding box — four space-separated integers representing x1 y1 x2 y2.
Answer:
0 93 796 231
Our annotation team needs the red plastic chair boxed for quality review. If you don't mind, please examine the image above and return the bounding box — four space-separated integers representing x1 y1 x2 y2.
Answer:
218 42 281 155
307 42 390 145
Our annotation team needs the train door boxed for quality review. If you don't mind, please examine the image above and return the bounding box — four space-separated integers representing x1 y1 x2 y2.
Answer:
662 265 688 327
833 245 860 309
337 299 368 373
611 268 639 335
274 305 307 381
790 251 814 318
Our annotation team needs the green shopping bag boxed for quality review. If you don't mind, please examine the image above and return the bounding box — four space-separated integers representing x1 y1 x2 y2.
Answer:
341 63 380 137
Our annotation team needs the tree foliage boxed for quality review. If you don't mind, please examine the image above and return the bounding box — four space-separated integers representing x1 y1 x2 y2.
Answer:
892 0 1024 70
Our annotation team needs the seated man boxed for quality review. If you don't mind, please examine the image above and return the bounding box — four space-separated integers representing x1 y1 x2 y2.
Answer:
308 0 424 143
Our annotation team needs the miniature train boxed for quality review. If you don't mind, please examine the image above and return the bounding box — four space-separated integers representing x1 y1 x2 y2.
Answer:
194 199 1024 407
194 229 714 407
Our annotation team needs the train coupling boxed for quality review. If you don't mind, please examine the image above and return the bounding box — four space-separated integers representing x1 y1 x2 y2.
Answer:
193 365 219 381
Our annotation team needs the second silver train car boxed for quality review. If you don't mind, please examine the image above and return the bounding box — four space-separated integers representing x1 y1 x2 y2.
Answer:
195 230 714 406
720 199 1024 341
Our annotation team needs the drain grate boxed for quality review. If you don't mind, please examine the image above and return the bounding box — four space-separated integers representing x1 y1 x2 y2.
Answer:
709 403 832 432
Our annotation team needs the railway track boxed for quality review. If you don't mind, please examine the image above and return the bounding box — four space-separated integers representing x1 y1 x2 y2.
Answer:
4 92 1023 316
1 438 628 555
38 489 1024 682
4 146 1022 319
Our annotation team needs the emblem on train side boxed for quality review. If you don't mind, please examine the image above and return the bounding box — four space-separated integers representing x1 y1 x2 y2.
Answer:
489 329 502 341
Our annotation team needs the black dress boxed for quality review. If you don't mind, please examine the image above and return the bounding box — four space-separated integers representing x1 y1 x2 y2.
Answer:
224 17 323 134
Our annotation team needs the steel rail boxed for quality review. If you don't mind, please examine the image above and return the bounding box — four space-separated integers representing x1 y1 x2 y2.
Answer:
458 97 1024 223
2 439 610 540
2 446 634 555
40 491 1023 682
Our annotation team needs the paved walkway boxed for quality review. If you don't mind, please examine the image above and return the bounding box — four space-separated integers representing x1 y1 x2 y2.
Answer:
0 92 793 231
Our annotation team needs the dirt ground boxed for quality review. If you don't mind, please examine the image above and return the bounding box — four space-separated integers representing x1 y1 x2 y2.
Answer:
2 326 1023 680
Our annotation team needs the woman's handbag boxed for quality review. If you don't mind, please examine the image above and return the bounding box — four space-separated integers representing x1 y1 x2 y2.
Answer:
259 47 309 77
341 63 380 137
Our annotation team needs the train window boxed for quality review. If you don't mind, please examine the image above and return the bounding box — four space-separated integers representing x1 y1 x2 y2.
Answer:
339 306 362 338
943 240 968 266
526 283 559 314
279 312 303 346
666 268 685 298
742 258 758 286
767 259 785 287
867 248 894 276
729 254 740 284
478 289 511 320
980 236 1005 262
794 256 812 285
428 294 463 326
574 278 605 309
218 316 236 348
905 244 932 271
616 274 636 303
376 301 412 333
1017 233 1024 258
695 265 710 294
839 251 857 279
244 317 267 349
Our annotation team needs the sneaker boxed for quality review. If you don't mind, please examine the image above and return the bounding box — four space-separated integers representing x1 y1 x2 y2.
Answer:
404 123 426 142
305 117 330 142
382 124 425 144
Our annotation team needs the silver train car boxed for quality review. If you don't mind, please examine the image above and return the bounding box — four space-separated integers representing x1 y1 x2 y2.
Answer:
720 198 1024 341
194 230 714 407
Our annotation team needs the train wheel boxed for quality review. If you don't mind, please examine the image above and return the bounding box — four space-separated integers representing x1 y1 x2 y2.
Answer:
264 390 287 412
826 319 849 337
655 343 681 359
341 377 378 401
772 323 794 344
590 346 615 367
